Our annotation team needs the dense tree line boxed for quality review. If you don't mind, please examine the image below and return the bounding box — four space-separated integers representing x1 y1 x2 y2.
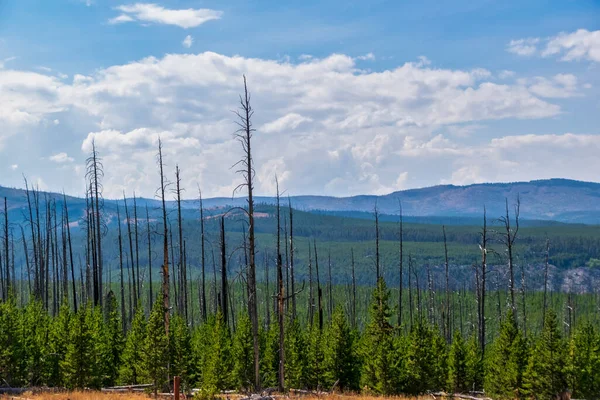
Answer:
1 285 599 398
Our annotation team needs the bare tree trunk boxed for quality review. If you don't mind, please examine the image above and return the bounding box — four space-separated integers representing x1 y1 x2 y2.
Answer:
133 194 141 311
374 203 380 282
308 244 313 326
351 248 356 329
117 204 127 331
63 194 77 313
479 208 488 356
275 180 285 392
220 216 228 327
124 195 137 308
199 190 207 322
288 199 296 320
146 205 154 312
21 226 32 298
234 76 259 390
398 201 403 328
87 140 104 307
157 138 170 336
314 240 323 331
408 254 414 328
499 196 520 323
24 178 40 301
327 250 333 322
443 225 450 342
542 238 550 329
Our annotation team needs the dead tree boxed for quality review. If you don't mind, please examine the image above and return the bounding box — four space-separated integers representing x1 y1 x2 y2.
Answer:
146 205 154 311
398 200 404 328
63 193 77 312
443 225 450 342
351 248 357 328
542 238 550 328
86 139 104 306
314 240 323 331
24 178 40 300
478 207 489 356
220 216 228 326
175 166 186 319
497 196 520 322
288 198 296 320
157 138 170 336
133 194 141 309
374 202 380 282
233 75 260 390
117 204 127 331
124 194 137 308
308 243 314 326
199 189 207 322
275 179 285 392
3 197 10 298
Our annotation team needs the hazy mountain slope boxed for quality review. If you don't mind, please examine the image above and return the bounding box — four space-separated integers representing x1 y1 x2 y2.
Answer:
2 178 600 224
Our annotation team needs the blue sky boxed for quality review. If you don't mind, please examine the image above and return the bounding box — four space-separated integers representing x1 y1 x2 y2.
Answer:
0 0 599 198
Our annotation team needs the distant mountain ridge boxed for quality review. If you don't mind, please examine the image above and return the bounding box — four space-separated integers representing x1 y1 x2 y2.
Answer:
2 178 600 224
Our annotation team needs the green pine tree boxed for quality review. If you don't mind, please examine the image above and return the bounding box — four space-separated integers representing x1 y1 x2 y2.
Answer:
405 319 447 394
306 324 325 390
118 306 147 384
360 277 399 395
170 313 192 388
484 311 528 399
284 317 308 390
323 306 359 391
0 296 24 386
46 303 71 387
568 322 600 399
232 313 255 391
61 306 95 389
260 322 279 389
144 296 170 394
202 311 233 392
447 331 468 393
20 300 49 386
465 334 483 392
98 291 124 387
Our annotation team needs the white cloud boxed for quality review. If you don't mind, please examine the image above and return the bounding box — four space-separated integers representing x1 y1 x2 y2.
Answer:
0 51 574 198
110 3 223 28
509 29 600 63
49 152 75 163
356 53 375 61
182 35 193 48
261 113 313 133
10 164 18 171
543 29 600 62
498 70 516 79
524 73 580 98
507 38 539 56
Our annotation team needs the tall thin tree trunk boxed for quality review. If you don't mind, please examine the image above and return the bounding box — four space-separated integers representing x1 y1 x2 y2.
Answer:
117 204 126 331
158 138 170 336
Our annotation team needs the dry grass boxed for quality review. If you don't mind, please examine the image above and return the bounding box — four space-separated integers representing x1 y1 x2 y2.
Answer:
10 391 431 400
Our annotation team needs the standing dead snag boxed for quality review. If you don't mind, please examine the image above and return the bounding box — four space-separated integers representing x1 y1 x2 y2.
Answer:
233 75 260 390
398 200 403 329
478 207 488 356
542 238 550 329
157 138 170 336
289 197 296 320
497 196 520 323
146 205 154 311
198 188 207 322
220 216 228 327
86 139 104 307
275 178 285 392
443 225 450 342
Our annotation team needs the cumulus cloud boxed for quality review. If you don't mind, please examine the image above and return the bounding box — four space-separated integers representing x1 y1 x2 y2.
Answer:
182 35 193 48
110 3 223 28
0 51 578 198
49 152 75 163
509 29 600 63
523 73 580 98
10 164 18 171
543 29 600 62
507 38 540 56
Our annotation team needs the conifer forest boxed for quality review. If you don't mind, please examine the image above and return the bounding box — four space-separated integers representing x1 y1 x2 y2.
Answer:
1 78 600 400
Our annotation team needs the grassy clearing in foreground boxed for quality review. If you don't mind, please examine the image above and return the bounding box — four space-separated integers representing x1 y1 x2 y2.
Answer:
17 392 431 400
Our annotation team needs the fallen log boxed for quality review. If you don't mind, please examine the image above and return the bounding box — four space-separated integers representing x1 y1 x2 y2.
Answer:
431 392 493 400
